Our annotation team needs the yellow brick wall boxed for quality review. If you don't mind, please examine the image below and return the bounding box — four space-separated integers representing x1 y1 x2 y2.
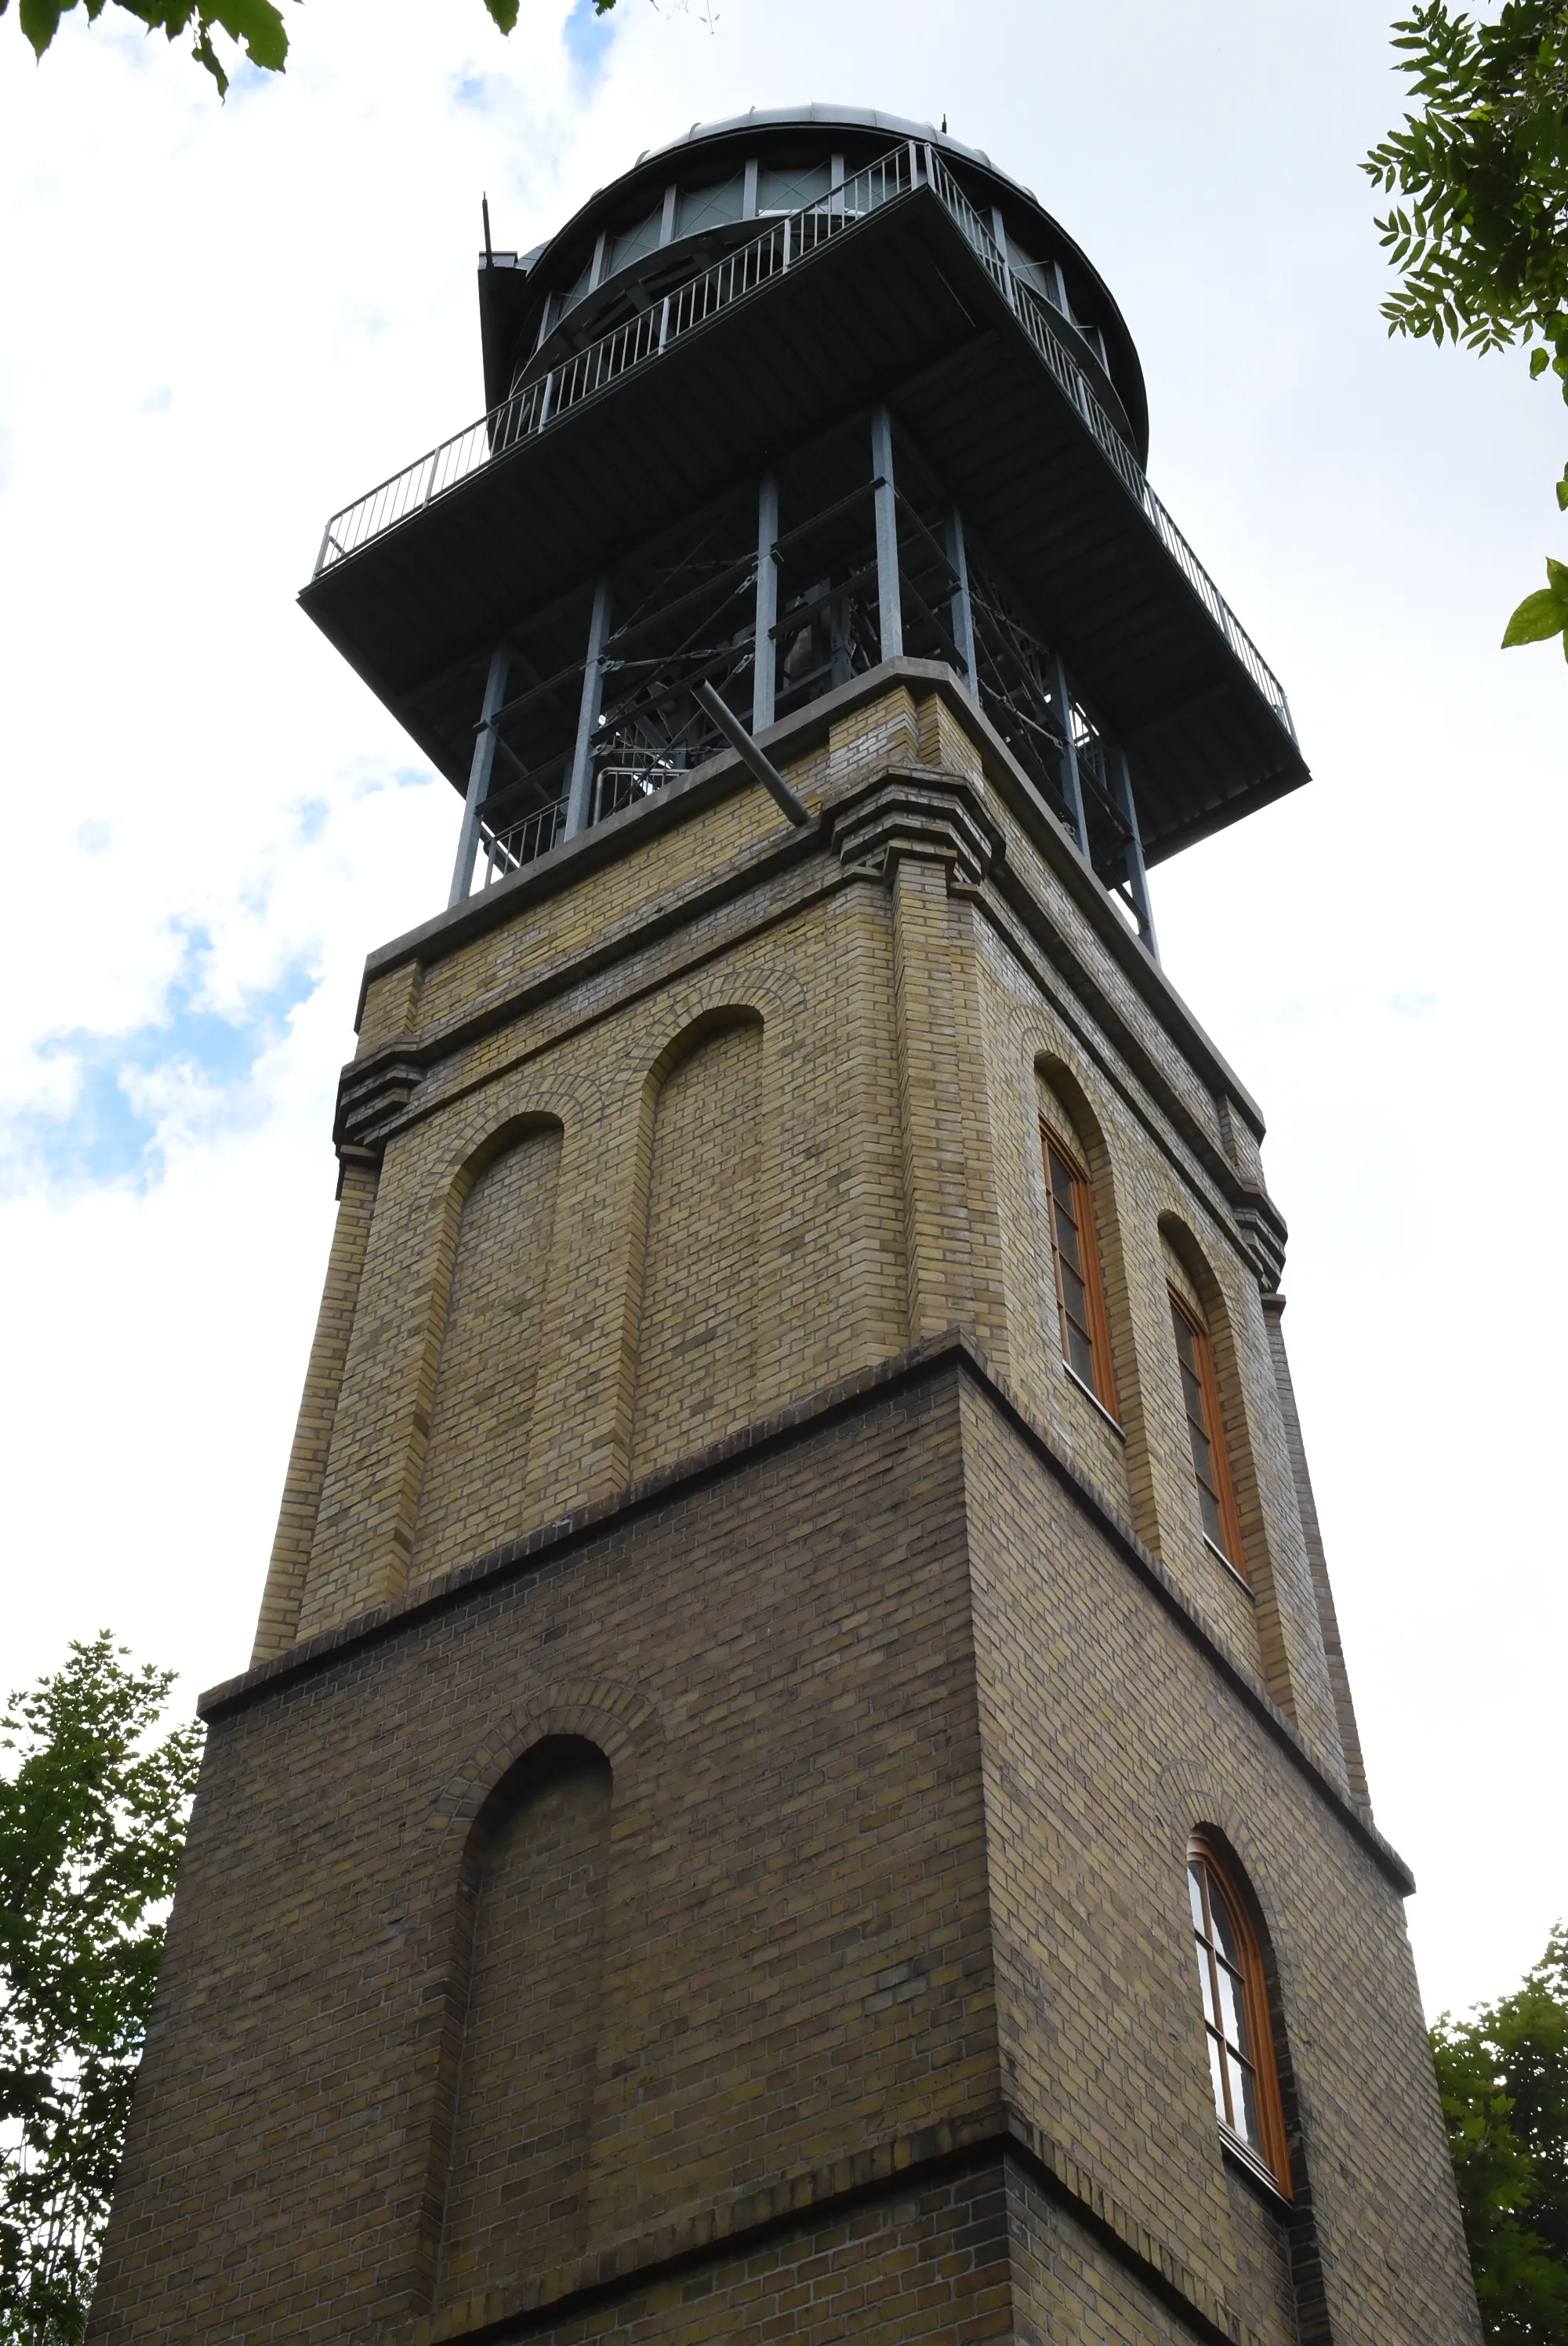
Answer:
250 1157 378 1666
97 685 1477 2346
628 1016 762 1480
409 1121 561 1589
437 1742 610 2304
271 674 1345 1783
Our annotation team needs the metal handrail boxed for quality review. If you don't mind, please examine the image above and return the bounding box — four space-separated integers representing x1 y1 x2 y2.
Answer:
916 146 1295 736
483 797 564 884
314 145 918 576
313 138 1294 739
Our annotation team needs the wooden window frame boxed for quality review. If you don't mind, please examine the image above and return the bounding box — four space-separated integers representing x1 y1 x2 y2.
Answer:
1040 1121 1118 1417
1168 1286 1245 1573
1187 1836 1291 2195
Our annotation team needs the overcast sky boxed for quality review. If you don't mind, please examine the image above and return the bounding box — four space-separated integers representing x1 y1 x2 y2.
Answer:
2 0 1563 2024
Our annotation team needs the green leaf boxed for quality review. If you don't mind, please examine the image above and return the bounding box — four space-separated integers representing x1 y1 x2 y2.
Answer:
0 1634 203 2338
1555 465 1568 511
16 0 66 58
484 0 519 28
207 0 288 71
190 19 228 93
1502 587 1568 646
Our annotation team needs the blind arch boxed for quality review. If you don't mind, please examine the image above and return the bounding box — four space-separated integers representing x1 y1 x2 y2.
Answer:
437 1736 612 2304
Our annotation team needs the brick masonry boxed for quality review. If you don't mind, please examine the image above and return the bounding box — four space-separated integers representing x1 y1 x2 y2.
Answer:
87 662 1480 2344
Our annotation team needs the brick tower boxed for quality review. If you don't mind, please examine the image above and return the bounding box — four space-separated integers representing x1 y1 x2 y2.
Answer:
90 108 1479 2346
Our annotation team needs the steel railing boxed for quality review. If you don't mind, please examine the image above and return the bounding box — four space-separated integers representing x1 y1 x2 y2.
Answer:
917 147 1294 735
314 140 1294 739
482 797 564 884
314 146 918 574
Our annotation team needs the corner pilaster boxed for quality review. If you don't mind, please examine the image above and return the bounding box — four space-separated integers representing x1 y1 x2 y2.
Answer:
832 770 1011 1370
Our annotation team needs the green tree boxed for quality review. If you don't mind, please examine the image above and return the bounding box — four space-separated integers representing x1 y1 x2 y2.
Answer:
1431 1925 1568 2343
1364 1 1568 655
0 1636 203 2346
0 0 615 99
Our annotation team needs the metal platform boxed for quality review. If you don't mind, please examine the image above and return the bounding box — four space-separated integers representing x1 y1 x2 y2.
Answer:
300 142 1306 873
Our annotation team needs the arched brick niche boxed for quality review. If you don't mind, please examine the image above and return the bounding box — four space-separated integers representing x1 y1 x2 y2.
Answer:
628 1011 764 1478
436 1734 612 2305
413 1118 563 1582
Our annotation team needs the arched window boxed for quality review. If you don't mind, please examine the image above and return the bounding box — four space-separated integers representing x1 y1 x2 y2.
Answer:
1168 1287 1244 1569
1040 1121 1117 1412
1187 1838 1290 2192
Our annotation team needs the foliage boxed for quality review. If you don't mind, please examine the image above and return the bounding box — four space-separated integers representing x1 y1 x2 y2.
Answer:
1365 2 1568 652
1501 554 1568 647
0 0 617 97
0 1636 203 2346
1432 1925 1568 2343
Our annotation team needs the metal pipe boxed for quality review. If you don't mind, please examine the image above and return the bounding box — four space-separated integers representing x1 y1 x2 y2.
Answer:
693 681 809 826
870 405 903 661
448 641 511 906
753 471 779 732
945 507 978 696
1049 652 1091 859
564 576 612 839
1111 745 1160 959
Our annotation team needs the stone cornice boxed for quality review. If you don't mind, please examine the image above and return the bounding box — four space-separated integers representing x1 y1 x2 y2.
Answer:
199 1328 1413 1899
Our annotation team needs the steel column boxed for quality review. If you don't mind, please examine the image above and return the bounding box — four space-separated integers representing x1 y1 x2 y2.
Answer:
753 470 779 732
448 641 511 907
1049 652 1091 858
870 405 903 661
1111 745 1160 959
564 576 612 839
945 506 978 696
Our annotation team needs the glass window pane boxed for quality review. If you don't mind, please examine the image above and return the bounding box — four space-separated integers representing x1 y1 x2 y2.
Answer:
559 252 595 318
1199 1481 1225 1549
1206 2030 1229 2125
1053 1200 1083 1273
1188 1865 1207 1935
1171 1302 1197 1368
758 162 833 212
1179 1361 1207 1429
1208 1883 1241 1967
608 209 662 276
1216 1960 1249 2057
1066 1321 1096 1385
1060 1260 1087 1325
1234 2057 1261 2148
1012 252 1064 312
1195 1945 1218 2027
676 174 744 237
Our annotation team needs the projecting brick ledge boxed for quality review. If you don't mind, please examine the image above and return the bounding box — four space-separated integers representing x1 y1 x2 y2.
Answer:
200 1327 1411 1895
395 2104 1273 2346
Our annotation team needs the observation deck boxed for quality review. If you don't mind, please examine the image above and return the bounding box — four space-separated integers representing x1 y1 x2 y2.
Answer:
300 110 1307 940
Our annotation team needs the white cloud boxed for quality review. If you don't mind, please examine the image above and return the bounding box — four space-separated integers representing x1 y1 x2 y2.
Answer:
1 0 1562 2022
